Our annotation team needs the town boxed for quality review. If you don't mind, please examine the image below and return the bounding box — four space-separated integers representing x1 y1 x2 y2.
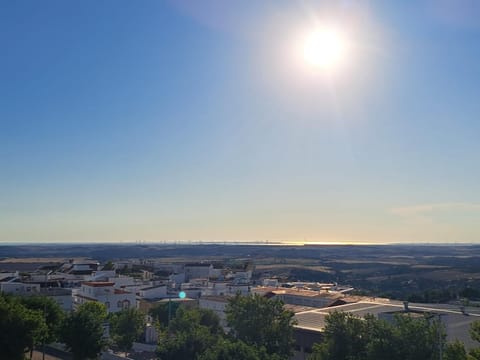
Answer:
3 0 480 359
2 244 480 359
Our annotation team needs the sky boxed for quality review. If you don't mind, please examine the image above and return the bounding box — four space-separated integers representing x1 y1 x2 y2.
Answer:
1 0 479 244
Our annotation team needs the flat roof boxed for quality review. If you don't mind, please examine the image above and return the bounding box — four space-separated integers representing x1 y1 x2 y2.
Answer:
39 288 72 296
114 289 131 294
82 281 115 287
294 300 480 350
254 286 340 299
185 263 211 267
141 285 166 291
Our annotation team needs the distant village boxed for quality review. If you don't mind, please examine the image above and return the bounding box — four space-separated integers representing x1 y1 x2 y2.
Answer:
1 257 480 359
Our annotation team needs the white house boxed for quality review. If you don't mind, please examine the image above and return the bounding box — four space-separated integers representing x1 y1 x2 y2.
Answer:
200 281 251 297
139 284 167 299
184 263 213 281
73 281 136 313
169 273 186 288
40 287 73 311
0 282 40 294
0 282 72 311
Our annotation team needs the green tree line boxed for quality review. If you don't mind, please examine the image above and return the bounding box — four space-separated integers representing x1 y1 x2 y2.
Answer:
310 311 480 360
156 293 296 360
3 291 480 360
0 292 145 360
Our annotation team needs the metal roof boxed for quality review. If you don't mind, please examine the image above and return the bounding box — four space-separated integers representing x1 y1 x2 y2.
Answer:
294 300 480 350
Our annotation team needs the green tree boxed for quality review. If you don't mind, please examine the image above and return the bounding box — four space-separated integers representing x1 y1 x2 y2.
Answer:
19 295 64 344
469 321 480 359
311 312 374 360
392 313 444 360
471 321 480 343
444 340 468 360
0 294 47 360
309 312 382 360
197 307 223 335
469 349 480 360
309 312 445 360
226 293 296 360
102 261 115 271
363 314 398 360
199 338 276 360
157 307 222 360
109 308 145 352
60 302 108 360
149 301 180 327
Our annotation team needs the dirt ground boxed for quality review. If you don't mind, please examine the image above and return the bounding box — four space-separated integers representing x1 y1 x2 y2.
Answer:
30 351 63 360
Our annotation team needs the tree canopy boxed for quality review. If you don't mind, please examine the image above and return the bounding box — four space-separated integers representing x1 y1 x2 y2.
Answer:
0 294 48 360
225 293 296 360
310 311 447 360
60 302 108 360
199 338 275 360
109 308 145 352
149 301 181 327
19 295 64 344
157 307 221 360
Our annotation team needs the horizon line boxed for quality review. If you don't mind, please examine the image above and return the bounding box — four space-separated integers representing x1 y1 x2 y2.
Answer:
0 240 478 247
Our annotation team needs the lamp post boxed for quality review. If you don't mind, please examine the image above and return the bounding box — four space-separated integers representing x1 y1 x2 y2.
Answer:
438 313 444 360
168 296 172 325
431 312 446 360
168 291 186 325
42 299 46 360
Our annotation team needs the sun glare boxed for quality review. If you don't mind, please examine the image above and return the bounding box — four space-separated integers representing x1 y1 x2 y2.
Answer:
303 27 347 70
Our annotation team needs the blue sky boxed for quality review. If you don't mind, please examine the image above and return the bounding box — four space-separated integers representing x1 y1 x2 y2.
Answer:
1 0 479 243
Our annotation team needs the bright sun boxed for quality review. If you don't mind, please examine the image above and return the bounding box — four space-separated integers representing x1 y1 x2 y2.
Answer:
303 27 347 70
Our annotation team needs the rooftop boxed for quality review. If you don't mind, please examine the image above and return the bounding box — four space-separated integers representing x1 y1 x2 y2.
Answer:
82 281 115 287
185 263 212 267
294 300 480 350
254 286 340 299
114 289 131 294
141 284 166 291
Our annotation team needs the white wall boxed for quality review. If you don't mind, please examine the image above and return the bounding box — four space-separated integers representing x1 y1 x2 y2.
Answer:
0 282 40 294
140 286 167 299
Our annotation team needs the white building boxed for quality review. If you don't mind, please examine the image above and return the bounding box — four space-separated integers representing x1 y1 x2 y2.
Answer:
88 270 116 281
169 273 186 288
184 263 213 281
40 287 73 311
229 270 252 282
263 278 279 287
0 282 72 311
64 260 99 275
139 284 167 299
73 281 136 313
201 281 251 297
0 271 19 281
108 275 136 288
199 296 230 329
0 282 40 295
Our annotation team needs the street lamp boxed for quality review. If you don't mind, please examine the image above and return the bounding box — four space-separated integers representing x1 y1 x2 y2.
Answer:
168 291 186 325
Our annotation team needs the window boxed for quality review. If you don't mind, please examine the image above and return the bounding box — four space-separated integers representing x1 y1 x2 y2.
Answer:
122 300 130 309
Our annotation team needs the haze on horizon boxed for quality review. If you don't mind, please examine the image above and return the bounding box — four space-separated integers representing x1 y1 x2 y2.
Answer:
1 1 479 245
